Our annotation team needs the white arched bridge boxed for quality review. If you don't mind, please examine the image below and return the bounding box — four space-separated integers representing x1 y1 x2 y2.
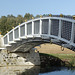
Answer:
1 15 75 52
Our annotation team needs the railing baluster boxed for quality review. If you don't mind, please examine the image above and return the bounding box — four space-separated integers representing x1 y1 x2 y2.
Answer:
7 33 9 44
32 21 34 35
58 19 62 38
40 19 42 35
13 29 15 41
19 25 20 38
49 19 51 35
70 22 74 43
25 23 27 37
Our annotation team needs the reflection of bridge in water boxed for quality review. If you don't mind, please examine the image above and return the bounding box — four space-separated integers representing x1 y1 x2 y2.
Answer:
0 66 75 75
0 66 40 75
0 15 75 66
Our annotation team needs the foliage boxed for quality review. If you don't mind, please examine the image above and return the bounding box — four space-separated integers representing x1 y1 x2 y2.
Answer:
24 13 34 20
0 13 35 35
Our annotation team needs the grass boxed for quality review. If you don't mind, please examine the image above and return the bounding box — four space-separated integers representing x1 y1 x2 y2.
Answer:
49 54 75 67
40 53 75 67
49 54 75 59
38 43 75 67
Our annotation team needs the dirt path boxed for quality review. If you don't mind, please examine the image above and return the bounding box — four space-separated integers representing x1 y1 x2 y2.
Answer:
35 43 75 54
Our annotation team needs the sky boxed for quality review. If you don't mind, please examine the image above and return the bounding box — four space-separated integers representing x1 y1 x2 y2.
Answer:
0 0 75 17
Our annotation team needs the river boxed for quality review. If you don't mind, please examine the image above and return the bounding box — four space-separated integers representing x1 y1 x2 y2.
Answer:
0 66 75 75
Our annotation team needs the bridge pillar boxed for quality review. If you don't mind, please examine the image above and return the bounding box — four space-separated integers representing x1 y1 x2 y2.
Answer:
0 49 40 66
0 34 5 49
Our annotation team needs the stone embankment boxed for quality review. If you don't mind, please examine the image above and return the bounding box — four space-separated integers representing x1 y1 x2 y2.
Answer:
0 49 40 66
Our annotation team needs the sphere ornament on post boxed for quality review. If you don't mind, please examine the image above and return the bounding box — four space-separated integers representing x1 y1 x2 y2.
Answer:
32 17 34 19
25 20 27 22
73 16 75 20
49 14 52 17
40 15 42 18
0 30 2 35
0 32 1 35
19 23 20 25
60 14 63 17
0 31 3 37
12 27 14 29
1 35 3 37
7 31 8 33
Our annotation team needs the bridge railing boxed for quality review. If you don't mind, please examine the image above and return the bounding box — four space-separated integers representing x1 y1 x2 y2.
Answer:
3 16 75 48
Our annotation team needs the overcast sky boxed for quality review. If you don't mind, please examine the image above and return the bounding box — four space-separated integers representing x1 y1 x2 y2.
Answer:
0 0 75 17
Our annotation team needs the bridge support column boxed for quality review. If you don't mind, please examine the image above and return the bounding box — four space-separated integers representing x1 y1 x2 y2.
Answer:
0 34 5 49
0 49 40 66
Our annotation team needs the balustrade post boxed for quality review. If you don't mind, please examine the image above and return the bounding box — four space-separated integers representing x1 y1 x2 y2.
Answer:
49 19 51 35
40 19 42 35
58 19 62 38
32 21 34 35
70 22 74 43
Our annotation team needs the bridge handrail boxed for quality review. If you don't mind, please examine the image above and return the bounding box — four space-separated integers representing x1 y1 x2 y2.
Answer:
2 16 75 48
3 16 75 37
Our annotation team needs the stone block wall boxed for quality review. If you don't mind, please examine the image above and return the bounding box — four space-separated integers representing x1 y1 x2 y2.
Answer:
0 49 40 66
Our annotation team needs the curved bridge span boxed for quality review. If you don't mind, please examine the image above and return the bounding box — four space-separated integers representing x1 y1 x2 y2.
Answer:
1 16 75 51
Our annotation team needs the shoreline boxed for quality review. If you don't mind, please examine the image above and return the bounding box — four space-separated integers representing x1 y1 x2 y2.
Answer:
39 53 75 67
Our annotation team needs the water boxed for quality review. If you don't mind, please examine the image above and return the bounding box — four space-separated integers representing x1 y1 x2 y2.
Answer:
0 66 75 75
39 67 75 75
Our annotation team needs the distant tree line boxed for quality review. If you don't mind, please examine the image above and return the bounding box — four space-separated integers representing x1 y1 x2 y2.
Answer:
0 13 41 35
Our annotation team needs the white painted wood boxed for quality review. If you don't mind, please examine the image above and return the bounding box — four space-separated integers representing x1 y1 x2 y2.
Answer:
19 25 21 38
58 19 62 38
25 23 27 37
49 19 51 35
70 22 74 43
40 19 42 35
32 21 34 35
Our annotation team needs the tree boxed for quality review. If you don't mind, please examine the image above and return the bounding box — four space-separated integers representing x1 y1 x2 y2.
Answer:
0 16 7 35
24 13 34 20
0 13 40 35
16 15 24 26
35 15 40 18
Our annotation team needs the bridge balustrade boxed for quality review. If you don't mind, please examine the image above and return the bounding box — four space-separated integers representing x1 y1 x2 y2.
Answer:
3 16 75 48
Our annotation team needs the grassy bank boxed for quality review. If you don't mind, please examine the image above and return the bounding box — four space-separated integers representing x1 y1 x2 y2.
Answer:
49 54 75 67
36 44 75 67
39 53 75 67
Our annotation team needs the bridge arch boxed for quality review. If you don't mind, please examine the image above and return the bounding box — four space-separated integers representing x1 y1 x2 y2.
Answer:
2 15 75 51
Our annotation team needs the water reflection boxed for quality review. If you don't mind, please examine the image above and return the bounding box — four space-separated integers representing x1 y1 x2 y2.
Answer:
0 66 40 75
0 66 75 75
39 67 75 75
